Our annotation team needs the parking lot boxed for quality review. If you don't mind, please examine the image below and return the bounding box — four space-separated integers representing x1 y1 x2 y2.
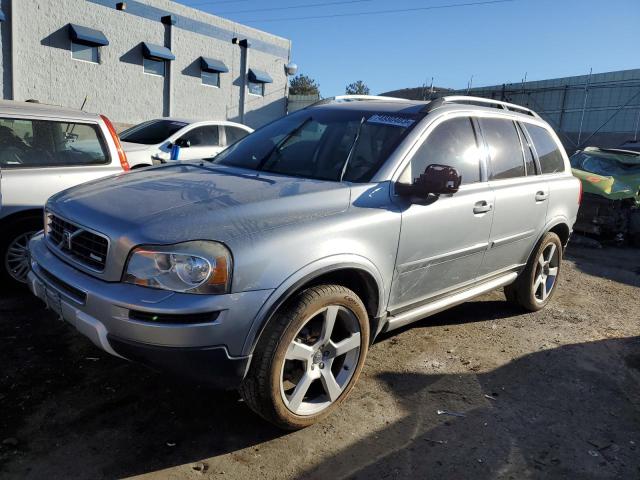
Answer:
0 242 638 479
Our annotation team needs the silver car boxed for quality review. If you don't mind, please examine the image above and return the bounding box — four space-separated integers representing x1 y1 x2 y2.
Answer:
0 100 129 286
27 96 580 429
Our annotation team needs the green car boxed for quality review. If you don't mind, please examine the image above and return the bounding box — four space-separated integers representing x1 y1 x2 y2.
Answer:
570 147 640 244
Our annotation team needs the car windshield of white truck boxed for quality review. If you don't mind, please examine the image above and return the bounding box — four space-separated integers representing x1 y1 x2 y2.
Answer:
0 118 108 168
120 119 188 145
212 108 420 182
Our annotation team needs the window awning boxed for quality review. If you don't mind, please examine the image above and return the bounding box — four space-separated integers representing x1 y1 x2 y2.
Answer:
0 10 5 22
248 69 273 84
200 57 229 73
68 24 109 47
142 42 175 61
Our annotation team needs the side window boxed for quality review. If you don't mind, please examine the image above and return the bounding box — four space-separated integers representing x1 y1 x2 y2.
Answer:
525 124 566 174
404 117 481 185
143 58 165 77
225 126 249 145
480 118 525 180
516 123 537 175
248 81 264 96
71 42 99 63
180 126 220 147
0 118 108 168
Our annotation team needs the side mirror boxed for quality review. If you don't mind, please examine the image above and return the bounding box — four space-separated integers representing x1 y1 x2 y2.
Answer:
397 164 461 198
174 138 191 148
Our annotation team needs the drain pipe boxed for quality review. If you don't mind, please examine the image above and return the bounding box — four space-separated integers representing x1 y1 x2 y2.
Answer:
162 15 175 117
233 38 250 124
10 0 17 99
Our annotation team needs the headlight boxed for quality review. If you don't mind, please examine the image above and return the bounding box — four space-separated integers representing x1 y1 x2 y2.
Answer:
123 241 232 294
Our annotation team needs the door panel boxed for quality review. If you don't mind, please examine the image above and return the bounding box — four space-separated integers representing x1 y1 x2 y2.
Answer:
390 184 494 311
479 177 548 276
388 115 492 312
176 126 221 160
476 117 548 276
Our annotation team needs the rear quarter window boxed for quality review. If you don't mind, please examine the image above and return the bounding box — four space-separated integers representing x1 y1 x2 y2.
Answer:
0 118 108 168
525 124 566 174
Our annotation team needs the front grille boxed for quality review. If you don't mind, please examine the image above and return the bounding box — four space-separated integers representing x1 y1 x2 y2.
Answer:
46 214 109 271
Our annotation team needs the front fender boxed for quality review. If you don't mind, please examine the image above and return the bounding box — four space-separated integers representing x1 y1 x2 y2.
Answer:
240 254 385 356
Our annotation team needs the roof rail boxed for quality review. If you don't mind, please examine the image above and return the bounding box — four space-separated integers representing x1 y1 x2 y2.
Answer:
432 95 540 118
308 95 413 108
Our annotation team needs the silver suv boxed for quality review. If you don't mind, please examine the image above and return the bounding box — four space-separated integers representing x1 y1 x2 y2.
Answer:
27 96 580 429
0 100 129 286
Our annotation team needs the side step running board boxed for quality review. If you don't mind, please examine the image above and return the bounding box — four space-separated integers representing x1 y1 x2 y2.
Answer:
385 272 518 332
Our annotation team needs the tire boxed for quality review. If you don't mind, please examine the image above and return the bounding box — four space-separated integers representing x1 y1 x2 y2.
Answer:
0 215 42 288
504 232 563 312
240 284 370 430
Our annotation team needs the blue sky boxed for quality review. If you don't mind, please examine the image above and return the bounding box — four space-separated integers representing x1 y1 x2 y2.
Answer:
178 0 640 96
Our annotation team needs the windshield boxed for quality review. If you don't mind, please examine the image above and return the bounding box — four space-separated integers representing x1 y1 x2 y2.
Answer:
120 119 188 145
212 108 420 182
571 151 640 176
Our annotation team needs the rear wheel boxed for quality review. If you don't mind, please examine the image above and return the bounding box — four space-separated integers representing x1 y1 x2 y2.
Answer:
0 216 42 288
240 284 370 430
504 232 562 311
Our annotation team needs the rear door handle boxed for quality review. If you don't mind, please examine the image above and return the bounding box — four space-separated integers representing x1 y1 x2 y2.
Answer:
473 201 493 214
535 191 549 202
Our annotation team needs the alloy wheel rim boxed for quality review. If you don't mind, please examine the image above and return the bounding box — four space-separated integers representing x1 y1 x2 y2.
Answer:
533 243 559 303
4 231 36 283
280 305 362 416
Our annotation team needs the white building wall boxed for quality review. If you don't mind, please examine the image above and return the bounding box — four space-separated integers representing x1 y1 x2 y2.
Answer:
3 0 291 128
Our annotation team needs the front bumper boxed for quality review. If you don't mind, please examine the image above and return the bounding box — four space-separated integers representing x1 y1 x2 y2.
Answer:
28 233 274 388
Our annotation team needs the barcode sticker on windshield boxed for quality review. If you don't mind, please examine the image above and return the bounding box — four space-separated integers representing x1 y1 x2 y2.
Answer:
367 114 415 128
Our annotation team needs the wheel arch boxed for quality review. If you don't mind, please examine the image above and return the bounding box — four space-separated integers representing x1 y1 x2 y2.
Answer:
0 208 44 231
242 256 386 357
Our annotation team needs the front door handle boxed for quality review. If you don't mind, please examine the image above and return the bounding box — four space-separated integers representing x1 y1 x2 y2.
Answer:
535 191 549 202
473 201 493 214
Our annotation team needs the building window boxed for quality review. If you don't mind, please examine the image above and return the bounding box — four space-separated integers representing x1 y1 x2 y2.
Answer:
202 70 220 88
144 57 166 77
248 81 264 96
71 41 99 63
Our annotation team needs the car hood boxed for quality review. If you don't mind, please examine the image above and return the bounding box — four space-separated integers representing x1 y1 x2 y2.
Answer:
48 162 351 245
572 168 640 203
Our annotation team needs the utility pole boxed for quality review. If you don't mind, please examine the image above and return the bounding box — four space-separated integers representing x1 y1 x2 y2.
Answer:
577 68 592 148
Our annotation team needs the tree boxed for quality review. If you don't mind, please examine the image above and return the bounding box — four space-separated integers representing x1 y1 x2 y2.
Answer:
289 74 320 96
345 80 370 95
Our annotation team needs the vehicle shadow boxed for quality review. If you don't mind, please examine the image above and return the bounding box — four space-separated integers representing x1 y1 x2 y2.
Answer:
301 335 640 479
3 290 638 479
376 297 523 342
0 291 285 479
565 243 640 288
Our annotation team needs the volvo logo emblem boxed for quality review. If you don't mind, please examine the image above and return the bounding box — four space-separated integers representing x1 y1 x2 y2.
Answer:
63 230 73 250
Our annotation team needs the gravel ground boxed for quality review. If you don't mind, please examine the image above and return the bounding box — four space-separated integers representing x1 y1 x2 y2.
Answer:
0 244 639 480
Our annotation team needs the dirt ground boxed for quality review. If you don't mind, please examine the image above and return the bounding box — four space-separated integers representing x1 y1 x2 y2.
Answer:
1 243 639 480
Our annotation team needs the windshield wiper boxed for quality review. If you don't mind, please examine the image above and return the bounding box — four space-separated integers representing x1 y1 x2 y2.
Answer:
339 116 366 182
256 117 313 171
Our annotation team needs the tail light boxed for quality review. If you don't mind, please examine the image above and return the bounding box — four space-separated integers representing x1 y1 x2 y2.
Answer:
578 179 583 205
100 114 130 171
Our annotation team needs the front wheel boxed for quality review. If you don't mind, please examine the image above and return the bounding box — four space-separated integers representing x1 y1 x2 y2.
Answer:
240 284 370 430
504 232 563 311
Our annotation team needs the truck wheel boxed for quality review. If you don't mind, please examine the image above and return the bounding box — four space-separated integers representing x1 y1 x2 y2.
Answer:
504 232 563 312
240 284 370 430
0 216 42 288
